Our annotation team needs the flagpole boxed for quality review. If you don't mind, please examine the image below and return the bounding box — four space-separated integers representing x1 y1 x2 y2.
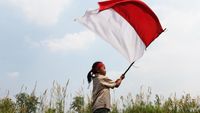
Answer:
123 62 135 76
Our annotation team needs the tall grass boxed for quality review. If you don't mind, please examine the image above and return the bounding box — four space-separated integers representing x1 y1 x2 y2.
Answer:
1 81 200 113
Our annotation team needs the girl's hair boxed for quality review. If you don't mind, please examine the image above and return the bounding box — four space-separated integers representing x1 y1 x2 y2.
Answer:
87 61 103 84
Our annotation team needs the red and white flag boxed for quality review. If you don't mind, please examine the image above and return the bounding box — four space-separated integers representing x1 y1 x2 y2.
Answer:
76 0 164 63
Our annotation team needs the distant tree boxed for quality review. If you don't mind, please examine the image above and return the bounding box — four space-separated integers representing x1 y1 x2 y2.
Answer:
0 98 15 113
70 95 84 113
15 92 39 113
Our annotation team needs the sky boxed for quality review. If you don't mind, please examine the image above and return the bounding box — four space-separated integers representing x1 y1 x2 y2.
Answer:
0 0 200 102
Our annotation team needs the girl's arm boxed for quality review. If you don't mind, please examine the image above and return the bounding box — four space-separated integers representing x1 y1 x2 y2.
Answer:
99 76 117 88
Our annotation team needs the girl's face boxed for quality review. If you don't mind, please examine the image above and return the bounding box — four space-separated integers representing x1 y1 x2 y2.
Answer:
98 65 106 75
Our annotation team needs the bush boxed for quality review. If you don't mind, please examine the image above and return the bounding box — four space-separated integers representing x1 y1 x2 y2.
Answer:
0 98 15 113
15 92 39 113
70 95 84 113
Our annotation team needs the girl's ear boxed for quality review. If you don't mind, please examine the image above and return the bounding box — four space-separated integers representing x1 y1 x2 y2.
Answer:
94 67 99 73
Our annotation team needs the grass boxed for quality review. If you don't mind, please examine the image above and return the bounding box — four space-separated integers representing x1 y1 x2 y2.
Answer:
1 81 200 113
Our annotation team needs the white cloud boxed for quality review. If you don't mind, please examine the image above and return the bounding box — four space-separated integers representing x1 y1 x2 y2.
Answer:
8 0 70 26
7 72 20 79
28 30 96 52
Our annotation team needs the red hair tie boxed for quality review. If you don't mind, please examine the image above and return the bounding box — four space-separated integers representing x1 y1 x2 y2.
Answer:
96 62 104 69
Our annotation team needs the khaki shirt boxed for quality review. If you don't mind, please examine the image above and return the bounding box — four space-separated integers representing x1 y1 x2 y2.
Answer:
92 74 116 112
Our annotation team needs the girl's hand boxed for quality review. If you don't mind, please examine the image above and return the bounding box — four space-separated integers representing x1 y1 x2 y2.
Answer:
115 79 122 88
120 74 125 80
115 74 125 88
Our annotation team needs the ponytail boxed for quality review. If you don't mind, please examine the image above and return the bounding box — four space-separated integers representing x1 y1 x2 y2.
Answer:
87 70 93 84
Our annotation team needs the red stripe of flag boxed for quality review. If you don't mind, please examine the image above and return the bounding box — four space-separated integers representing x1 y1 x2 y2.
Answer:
99 0 164 47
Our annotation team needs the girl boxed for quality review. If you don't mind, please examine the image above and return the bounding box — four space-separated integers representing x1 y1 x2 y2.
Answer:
87 61 124 113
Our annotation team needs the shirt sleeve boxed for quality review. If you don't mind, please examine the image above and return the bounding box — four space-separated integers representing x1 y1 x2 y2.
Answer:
99 76 116 88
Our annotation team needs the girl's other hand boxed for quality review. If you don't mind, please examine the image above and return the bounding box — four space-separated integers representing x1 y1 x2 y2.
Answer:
115 79 122 88
120 74 125 80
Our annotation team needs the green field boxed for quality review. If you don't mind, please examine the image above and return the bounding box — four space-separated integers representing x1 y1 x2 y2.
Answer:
1 81 200 113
